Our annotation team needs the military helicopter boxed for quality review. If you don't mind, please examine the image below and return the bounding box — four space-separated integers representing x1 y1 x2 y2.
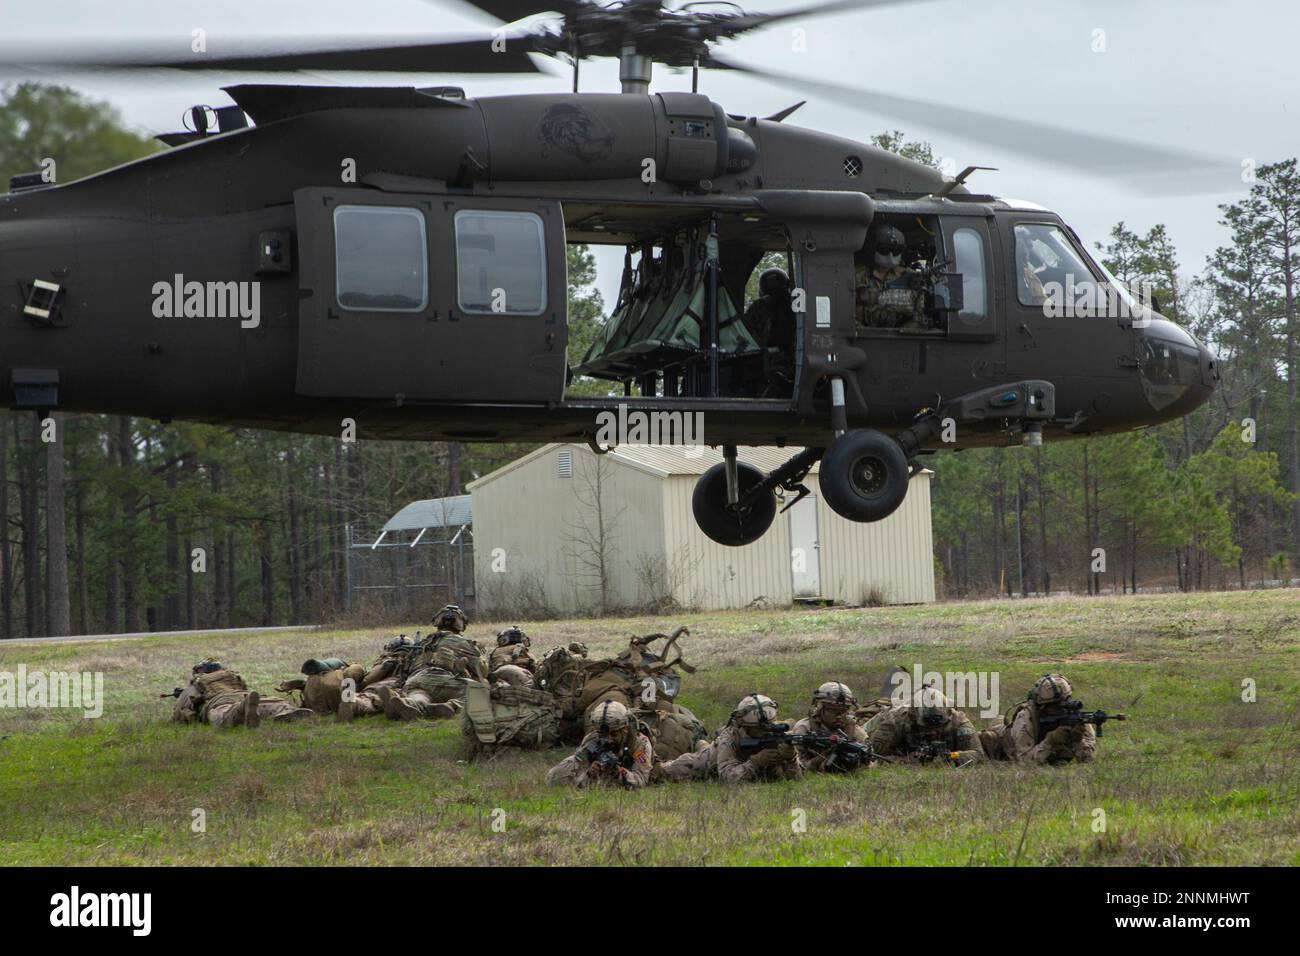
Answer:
0 0 1221 546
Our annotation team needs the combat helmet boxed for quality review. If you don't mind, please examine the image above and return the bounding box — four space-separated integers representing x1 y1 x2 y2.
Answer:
1029 674 1073 706
587 700 631 735
731 693 778 728
496 625 529 648
811 681 857 726
192 658 224 674
432 604 468 633
916 683 949 727
871 223 906 271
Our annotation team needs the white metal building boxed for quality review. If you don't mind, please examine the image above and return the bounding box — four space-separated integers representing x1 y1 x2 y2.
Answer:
469 443 934 615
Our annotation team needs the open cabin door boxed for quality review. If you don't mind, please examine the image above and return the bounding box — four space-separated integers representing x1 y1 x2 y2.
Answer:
294 187 567 402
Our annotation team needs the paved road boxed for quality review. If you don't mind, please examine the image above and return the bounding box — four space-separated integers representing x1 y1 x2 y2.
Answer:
1 624 321 647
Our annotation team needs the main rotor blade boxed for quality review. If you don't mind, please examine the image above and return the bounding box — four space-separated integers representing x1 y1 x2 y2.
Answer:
713 57 1236 195
450 0 586 22
0 35 543 74
723 0 938 32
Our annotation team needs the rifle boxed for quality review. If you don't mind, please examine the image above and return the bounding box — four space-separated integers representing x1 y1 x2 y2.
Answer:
1039 701 1127 738
159 687 184 699
907 738 963 765
579 736 632 776
738 728 886 770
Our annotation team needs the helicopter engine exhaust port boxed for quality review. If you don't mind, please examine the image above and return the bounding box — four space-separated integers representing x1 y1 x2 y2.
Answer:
818 429 911 524
692 460 777 547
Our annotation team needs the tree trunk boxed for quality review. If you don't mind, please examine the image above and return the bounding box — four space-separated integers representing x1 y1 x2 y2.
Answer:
286 444 303 623
0 413 12 639
20 415 43 636
45 412 70 637
118 417 139 633
210 462 228 628
163 437 180 630
72 427 90 634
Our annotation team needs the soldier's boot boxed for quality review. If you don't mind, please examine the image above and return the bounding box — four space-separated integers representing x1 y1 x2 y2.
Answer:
385 691 425 722
243 692 261 729
337 695 355 721
273 707 315 723
374 685 395 713
428 701 458 720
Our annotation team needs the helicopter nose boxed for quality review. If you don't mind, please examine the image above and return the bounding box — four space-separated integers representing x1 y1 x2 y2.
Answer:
1136 319 1217 418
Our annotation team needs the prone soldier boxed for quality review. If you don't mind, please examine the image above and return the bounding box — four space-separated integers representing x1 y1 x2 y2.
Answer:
789 681 876 773
981 674 1119 765
863 684 984 766
489 625 537 689
276 657 368 717
168 659 311 728
659 693 803 783
545 700 654 789
382 604 482 721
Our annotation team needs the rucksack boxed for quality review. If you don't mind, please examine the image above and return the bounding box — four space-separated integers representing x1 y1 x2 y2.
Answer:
576 627 696 716
461 680 563 753
419 632 487 680
635 704 708 761
535 643 590 721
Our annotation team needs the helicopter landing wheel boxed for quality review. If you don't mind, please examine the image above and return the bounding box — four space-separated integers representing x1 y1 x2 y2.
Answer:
818 429 910 523
692 461 776 547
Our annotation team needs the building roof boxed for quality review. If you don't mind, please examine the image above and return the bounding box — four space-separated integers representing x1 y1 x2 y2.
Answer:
467 443 931 489
381 494 472 533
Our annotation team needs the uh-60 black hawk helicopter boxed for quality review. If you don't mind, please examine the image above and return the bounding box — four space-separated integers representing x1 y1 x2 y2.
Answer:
1 0 1221 545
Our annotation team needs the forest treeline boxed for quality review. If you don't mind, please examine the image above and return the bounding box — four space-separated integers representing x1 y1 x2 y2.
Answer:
0 88 1295 638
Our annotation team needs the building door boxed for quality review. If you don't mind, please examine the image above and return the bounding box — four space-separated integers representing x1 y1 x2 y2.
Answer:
789 495 822 599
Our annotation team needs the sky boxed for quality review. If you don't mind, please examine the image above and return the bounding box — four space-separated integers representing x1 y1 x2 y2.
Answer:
3 0 1297 309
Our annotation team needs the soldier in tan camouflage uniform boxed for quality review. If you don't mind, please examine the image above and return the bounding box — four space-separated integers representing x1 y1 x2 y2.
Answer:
489 625 537 688
338 633 424 721
276 658 368 717
863 684 984 766
981 674 1097 765
545 700 654 789
790 681 872 772
383 605 481 721
659 694 803 783
171 659 311 728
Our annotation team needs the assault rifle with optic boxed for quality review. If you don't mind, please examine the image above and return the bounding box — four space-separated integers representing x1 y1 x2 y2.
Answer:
1039 700 1128 737
579 736 633 775
737 724 888 771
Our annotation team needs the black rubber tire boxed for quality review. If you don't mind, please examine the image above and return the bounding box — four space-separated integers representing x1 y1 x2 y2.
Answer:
818 429 910 523
691 461 777 546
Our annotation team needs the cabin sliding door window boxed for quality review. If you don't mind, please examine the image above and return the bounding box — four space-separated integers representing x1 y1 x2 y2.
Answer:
333 205 429 312
454 210 548 315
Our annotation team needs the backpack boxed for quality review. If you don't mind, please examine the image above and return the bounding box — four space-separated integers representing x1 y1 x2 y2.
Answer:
636 704 708 761
576 627 696 716
535 643 590 721
420 633 487 681
461 680 563 753
853 696 895 724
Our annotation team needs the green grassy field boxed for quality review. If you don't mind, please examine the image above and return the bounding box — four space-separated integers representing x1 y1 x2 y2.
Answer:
2 590 1298 866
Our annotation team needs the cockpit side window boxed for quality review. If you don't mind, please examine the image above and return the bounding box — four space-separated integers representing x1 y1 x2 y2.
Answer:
1014 222 1103 315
